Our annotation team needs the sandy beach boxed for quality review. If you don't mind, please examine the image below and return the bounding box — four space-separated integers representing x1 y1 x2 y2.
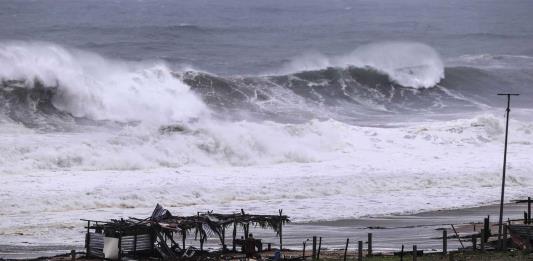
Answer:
1 202 529 259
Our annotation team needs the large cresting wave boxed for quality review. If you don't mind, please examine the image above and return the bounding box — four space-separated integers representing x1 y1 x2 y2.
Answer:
0 41 209 125
0 41 527 128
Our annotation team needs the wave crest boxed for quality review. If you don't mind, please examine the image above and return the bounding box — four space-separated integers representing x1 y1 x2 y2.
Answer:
0 41 209 123
280 42 444 88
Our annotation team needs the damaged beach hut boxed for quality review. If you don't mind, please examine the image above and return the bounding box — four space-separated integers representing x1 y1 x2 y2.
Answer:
83 204 290 260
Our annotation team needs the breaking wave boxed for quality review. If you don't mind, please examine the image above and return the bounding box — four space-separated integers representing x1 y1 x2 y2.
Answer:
0 41 529 129
0 41 209 126
278 42 445 88
179 66 492 123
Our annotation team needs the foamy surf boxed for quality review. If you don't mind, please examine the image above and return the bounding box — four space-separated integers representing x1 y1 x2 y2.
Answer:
1 41 532 247
1 114 533 245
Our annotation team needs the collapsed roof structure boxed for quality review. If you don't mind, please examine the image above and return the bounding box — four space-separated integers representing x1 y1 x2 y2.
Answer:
84 204 290 260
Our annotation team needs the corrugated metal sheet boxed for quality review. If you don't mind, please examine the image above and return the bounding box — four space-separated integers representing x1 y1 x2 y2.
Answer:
121 234 153 252
87 232 105 258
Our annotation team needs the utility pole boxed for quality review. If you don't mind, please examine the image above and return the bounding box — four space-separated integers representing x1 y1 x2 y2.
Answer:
496 93 519 249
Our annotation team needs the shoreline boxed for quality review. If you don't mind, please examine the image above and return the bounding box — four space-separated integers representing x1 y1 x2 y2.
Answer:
1 202 529 259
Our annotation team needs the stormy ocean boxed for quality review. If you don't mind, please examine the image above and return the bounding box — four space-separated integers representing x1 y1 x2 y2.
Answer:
1 0 533 250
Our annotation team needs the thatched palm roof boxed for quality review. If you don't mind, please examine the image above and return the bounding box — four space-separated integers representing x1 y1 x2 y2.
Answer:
85 204 290 246
149 205 290 243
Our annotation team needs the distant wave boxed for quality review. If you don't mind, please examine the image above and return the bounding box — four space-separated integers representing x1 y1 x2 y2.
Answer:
276 42 445 89
447 54 533 69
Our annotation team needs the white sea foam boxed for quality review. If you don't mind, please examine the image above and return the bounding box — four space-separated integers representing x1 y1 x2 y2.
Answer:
0 41 209 123
1 114 533 245
279 42 444 88
0 42 532 246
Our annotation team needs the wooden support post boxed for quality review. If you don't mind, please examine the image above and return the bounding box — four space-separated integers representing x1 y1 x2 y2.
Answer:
527 197 531 224
317 237 322 260
242 209 249 240
200 233 204 251
400 245 404 261
268 243 271 251
86 221 90 255
312 236 317 260
480 230 485 251
182 231 186 251
483 217 490 241
150 232 154 254
442 230 447 255
279 209 283 252
358 240 363 261
343 238 349 261
367 233 372 256
118 236 122 261
71 250 76 261
232 219 237 252
472 235 477 251
502 224 508 251
412 245 417 261
221 226 225 250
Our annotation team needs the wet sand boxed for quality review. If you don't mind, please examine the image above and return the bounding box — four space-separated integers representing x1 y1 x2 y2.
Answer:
0 203 530 259
251 203 529 251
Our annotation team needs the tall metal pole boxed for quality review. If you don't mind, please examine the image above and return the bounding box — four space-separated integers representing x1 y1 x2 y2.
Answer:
496 93 519 249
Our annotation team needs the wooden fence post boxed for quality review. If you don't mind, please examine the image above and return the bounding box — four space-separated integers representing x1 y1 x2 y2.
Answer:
502 224 508 250
358 241 363 261
317 237 322 260
302 240 307 260
480 230 485 251
343 238 349 261
412 245 417 261
472 235 477 251
443 230 447 254
70 250 76 261
312 236 317 260
367 233 372 256
483 217 490 240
